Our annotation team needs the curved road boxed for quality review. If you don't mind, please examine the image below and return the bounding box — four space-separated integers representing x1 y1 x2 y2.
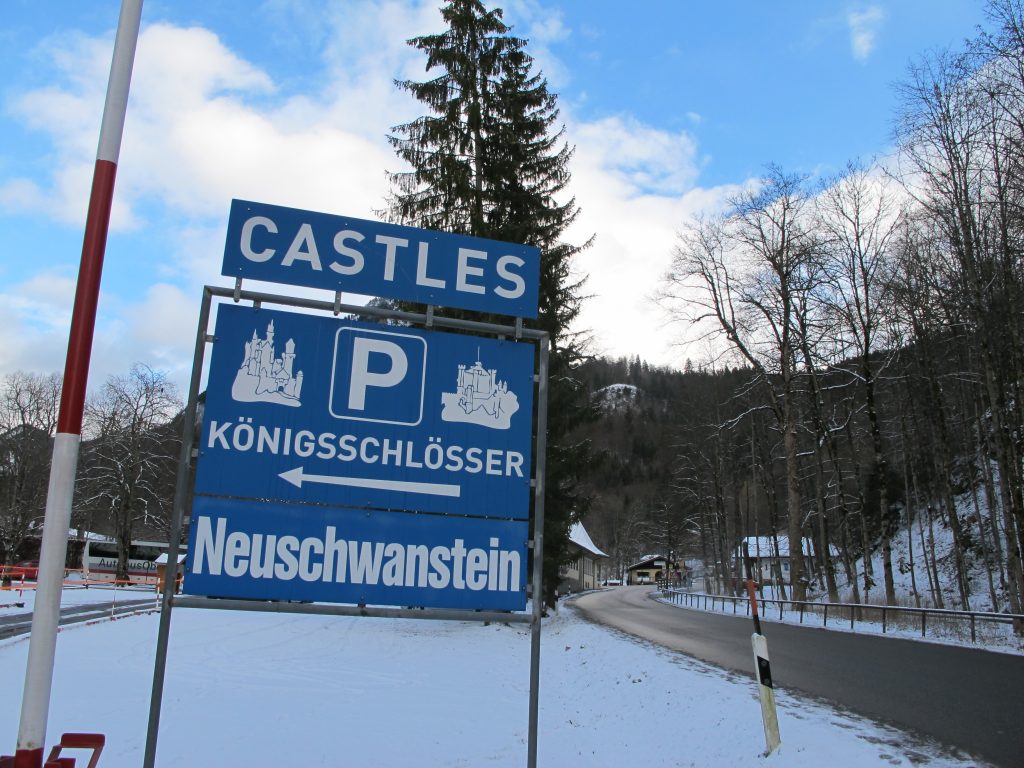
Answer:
0 597 157 641
573 586 1023 768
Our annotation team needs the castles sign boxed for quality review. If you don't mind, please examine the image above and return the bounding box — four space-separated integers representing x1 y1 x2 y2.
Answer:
194 303 535 518
221 199 541 318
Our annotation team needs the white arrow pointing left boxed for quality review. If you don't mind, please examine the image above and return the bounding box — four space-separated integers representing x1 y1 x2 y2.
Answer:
278 466 461 498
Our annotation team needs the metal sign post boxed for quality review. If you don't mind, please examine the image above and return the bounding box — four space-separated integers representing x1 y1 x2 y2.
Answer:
527 336 549 768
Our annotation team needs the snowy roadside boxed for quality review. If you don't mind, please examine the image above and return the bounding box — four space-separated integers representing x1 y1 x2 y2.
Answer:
0 602 988 766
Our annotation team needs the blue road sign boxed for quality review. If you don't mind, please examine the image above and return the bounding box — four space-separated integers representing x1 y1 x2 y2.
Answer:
184 496 528 610
196 303 535 518
222 199 540 318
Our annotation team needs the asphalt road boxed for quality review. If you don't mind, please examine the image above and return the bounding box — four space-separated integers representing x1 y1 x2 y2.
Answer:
573 586 1024 768
0 597 158 641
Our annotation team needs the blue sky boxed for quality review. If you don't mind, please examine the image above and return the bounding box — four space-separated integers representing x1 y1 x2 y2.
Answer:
0 0 987 396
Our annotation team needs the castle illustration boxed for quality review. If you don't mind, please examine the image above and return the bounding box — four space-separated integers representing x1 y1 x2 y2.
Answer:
231 320 304 407
440 352 518 429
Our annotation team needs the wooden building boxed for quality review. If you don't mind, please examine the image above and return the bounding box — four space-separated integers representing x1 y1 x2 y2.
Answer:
558 522 608 593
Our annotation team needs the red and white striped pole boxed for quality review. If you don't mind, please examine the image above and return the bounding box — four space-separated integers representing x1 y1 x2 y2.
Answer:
14 3 143 766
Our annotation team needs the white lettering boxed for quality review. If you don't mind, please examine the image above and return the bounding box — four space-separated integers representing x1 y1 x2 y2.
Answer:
499 550 520 592
495 254 526 299
405 545 429 588
189 518 523 596
275 536 299 580
282 223 323 271
428 546 451 588
415 242 446 289
360 436 380 464
375 235 407 281
323 526 347 583
249 534 276 579
456 248 487 294
466 548 488 590
486 448 503 475
381 542 405 586
464 448 483 474
349 337 408 410
331 230 365 275
381 438 402 465
207 420 230 450
451 539 467 589
349 541 385 584
192 516 226 575
506 451 524 478
299 537 324 582
240 216 277 263
224 532 250 577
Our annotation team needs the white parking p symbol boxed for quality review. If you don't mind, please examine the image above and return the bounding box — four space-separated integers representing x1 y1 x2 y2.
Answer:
348 338 408 410
331 328 427 426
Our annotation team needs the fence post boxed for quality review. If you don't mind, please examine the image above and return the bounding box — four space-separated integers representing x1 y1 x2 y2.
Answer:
970 613 976 643
921 611 927 637
823 604 828 626
799 603 805 624
743 544 780 755
882 606 887 634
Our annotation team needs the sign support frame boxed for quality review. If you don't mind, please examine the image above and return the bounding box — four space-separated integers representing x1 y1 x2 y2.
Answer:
144 284 549 768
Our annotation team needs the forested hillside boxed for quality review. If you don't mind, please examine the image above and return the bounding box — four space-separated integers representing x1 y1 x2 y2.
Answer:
575 344 1017 615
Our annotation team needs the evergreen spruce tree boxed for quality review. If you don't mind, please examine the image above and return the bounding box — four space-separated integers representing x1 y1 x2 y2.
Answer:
386 0 592 606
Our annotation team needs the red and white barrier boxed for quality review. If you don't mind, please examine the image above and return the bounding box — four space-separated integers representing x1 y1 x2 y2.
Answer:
13 3 143 766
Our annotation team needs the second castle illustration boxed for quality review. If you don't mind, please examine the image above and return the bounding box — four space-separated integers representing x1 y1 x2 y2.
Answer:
440 354 519 429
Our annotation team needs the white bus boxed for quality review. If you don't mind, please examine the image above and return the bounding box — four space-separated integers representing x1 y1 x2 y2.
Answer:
81 538 168 583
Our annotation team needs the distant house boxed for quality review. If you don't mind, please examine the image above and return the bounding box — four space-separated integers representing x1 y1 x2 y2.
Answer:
559 522 608 593
738 536 839 586
625 555 688 586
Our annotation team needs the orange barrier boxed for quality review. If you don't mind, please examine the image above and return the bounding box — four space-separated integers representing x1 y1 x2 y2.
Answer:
0 568 163 596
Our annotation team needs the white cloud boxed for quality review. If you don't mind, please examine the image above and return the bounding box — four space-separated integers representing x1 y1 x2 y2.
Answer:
0 178 48 214
572 115 702 197
0 272 77 378
847 6 886 62
566 114 741 367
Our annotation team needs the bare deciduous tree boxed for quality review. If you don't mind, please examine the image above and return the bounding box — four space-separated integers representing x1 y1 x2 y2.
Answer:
0 372 61 585
79 364 181 582
664 167 817 600
816 164 905 604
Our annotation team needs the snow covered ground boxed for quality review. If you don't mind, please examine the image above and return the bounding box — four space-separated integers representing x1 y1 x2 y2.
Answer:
0 597 988 766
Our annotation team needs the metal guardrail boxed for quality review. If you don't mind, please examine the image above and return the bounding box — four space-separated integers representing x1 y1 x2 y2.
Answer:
661 587 1024 644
